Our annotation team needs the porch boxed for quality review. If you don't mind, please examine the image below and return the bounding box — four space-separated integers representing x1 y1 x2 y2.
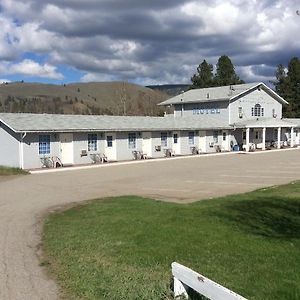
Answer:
233 118 298 152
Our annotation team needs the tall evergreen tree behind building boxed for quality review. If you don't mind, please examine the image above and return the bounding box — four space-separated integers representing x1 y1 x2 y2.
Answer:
214 55 244 86
274 57 300 117
190 55 244 89
191 60 214 89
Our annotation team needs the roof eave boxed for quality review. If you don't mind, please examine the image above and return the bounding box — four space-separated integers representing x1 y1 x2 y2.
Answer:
230 82 289 105
0 118 18 133
158 97 230 106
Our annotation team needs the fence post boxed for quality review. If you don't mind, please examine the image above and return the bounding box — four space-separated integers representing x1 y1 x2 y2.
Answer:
174 276 188 299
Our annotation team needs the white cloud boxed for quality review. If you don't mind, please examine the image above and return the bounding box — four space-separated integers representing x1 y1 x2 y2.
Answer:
0 59 64 80
0 0 299 84
80 72 116 83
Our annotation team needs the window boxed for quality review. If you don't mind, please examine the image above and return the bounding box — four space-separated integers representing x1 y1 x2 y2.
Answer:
161 132 168 147
106 135 113 147
128 133 136 149
213 131 218 143
188 131 195 145
173 133 178 144
39 135 50 155
88 134 97 151
252 104 263 117
238 107 243 118
223 132 226 141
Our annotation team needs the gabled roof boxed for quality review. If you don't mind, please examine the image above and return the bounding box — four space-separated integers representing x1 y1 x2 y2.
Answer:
0 113 231 133
158 82 288 106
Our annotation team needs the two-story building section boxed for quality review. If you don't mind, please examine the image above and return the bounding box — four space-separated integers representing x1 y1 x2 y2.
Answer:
159 82 298 152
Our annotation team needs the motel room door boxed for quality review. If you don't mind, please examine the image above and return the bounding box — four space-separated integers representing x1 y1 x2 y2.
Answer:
221 131 229 151
60 133 74 165
142 132 152 157
105 132 117 161
172 131 180 154
199 131 206 152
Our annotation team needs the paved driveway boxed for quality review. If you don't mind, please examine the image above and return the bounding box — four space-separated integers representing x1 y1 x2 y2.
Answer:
1 148 300 300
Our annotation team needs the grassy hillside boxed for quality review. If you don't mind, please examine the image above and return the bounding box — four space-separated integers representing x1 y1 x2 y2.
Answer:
0 81 169 116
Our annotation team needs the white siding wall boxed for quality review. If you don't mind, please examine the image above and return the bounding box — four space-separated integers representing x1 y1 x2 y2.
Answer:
205 130 222 153
179 131 199 155
230 89 282 123
22 133 60 169
115 132 143 161
0 123 20 168
150 131 171 158
174 101 229 123
72 132 105 165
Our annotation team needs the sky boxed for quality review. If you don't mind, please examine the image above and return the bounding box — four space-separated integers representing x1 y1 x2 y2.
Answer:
0 0 299 86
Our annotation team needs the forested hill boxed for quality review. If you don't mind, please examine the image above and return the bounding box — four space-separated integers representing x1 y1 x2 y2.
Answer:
0 81 169 116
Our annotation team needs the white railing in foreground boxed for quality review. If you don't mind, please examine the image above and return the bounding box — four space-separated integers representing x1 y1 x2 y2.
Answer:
172 262 248 300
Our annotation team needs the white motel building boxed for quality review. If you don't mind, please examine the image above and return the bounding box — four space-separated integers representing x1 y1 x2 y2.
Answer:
0 82 299 169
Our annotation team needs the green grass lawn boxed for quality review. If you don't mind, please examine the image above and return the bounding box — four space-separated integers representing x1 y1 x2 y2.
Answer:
42 182 300 300
0 165 28 175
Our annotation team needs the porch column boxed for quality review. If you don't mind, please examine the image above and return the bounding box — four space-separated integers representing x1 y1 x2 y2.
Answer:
262 127 266 150
245 127 250 152
291 127 294 148
277 127 281 149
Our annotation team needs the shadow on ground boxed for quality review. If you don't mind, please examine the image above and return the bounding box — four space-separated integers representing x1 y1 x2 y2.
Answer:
213 196 300 239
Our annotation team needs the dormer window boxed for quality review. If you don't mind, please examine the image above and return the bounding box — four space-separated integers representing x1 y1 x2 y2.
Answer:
251 104 264 117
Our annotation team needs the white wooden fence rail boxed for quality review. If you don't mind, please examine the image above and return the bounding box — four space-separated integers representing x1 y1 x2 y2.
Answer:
172 262 248 300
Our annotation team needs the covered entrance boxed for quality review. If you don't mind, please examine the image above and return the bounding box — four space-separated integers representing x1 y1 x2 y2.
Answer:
142 132 152 157
172 131 180 155
236 119 296 152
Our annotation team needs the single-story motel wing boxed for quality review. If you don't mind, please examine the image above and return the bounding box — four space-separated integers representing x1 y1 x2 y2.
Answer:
0 82 299 170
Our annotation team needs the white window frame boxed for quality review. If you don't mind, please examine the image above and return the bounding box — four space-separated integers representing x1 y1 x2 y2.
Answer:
188 131 195 145
106 135 113 147
39 135 50 155
128 133 136 149
161 132 168 147
222 132 226 141
173 133 178 144
252 104 263 117
88 133 97 151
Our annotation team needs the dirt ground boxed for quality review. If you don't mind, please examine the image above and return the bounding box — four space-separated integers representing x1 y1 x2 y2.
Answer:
1 148 300 299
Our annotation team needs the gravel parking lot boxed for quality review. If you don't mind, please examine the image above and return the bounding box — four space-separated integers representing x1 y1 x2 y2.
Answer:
1 148 300 299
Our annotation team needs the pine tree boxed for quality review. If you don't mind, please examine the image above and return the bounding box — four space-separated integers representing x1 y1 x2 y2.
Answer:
273 64 286 96
190 60 214 89
214 55 244 86
274 57 300 117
